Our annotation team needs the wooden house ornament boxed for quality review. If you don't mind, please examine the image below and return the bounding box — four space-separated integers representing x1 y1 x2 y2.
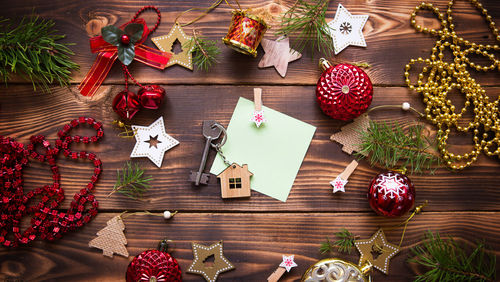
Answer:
217 163 253 198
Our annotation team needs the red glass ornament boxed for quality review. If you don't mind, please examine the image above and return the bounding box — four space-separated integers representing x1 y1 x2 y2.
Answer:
138 85 166 109
126 239 182 282
368 171 415 217
112 91 141 120
316 59 373 121
121 34 131 45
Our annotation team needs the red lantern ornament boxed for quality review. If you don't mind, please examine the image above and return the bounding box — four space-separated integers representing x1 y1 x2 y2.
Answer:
126 239 182 282
112 91 141 120
316 58 373 121
368 171 415 217
138 85 166 109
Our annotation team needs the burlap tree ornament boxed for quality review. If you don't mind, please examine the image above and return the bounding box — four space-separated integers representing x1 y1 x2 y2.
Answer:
330 113 370 156
89 215 129 258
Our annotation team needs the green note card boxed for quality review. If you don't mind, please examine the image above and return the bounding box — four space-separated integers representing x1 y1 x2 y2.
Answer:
210 97 316 202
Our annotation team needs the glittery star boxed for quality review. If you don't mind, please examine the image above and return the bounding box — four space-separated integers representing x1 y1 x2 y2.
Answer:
330 175 348 193
250 110 266 127
130 117 179 167
327 4 369 54
354 229 400 274
258 36 302 77
279 255 298 272
152 23 194 70
187 241 235 282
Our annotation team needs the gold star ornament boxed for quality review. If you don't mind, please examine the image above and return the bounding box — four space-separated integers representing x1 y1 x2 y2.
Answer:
152 23 194 70
354 228 400 274
187 241 235 282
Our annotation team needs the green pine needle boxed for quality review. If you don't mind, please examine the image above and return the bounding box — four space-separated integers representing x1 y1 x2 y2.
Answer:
320 228 357 254
276 0 333 55
110 162 153 200
0 14 79 92
409 231 496 282
356 121 441 174
184 31 220 71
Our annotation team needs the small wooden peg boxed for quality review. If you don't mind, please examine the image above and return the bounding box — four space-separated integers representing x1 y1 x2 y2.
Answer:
267 267 286 282
339 160 359 180
254 88 262 111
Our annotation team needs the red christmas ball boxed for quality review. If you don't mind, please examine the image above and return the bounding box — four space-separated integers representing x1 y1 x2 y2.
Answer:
138 85 166 110
316 59 373 121
368 171 415 217
126 240 182 282
112 91 141 120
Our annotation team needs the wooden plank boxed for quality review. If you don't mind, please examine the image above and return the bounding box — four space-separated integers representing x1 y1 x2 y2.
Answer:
1 0 500 86
0 212 498 281
0 85 499 212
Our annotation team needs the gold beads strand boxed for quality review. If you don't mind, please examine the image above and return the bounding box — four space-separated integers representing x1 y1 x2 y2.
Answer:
404 0 500 170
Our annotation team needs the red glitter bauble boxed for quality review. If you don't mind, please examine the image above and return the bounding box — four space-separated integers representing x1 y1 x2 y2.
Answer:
368 171 415 217
138 85 166 110
112 91 141 120
316 59 373 121
126 240 182 282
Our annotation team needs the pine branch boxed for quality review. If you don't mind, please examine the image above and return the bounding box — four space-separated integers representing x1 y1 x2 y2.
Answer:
110 162 153 200
409 231 496 282
320 228 357 254
276 0 333 55
184 30 220 71
0 14 79 92
356 121 441 174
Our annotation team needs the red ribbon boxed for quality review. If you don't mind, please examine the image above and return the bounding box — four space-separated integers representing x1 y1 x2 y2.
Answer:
79 18 171 97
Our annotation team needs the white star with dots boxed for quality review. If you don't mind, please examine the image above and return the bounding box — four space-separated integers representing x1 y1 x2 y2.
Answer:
330 175 348 193
130 117 179 167
327 4 369 55
280 255 298 272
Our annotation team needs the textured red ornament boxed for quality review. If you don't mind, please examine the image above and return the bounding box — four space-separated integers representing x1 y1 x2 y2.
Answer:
112 91 141 120
138 85 166 109
368 171 415 217
316 59 373 121
126 240 182 282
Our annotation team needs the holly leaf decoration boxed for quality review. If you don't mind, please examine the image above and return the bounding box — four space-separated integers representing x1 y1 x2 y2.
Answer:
124 23 143 43
101 25 123 46
118 44 135 66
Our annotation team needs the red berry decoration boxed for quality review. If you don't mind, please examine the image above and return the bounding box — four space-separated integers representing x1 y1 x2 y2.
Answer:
138 85 166 109
121 34 131 45
316 58 373 121
112 90 141 120
368 171 415 217
126 239 182 282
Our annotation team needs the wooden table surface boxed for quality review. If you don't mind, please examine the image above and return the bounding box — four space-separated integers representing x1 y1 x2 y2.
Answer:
1 0 499 281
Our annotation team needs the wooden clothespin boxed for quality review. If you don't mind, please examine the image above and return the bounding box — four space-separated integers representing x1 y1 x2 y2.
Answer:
330 160 359 193
267 255 297 282
250 88 266 127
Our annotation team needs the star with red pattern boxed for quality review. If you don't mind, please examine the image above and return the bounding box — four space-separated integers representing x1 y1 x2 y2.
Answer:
250 110 266 127
330 176 348 193
280 255 297 272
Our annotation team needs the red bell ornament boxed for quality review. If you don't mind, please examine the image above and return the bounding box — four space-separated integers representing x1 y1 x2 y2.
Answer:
112 91 141 120
316 58 373 121
368 171 415 217
126 239 182 282
138 85 166 110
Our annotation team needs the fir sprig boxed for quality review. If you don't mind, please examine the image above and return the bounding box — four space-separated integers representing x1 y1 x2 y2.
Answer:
320 228 357 254
109 162 153 200
409 231 496 282
184 30 220 71
277 0 333 55
356 121 441 174
0 15 79 92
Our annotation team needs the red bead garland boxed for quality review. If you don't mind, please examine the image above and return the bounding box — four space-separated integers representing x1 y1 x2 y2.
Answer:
0 117 103 247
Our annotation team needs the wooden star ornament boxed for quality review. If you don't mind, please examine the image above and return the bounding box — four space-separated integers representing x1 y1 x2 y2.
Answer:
354 228 400 274
187 241 235 282
258 36 302 77
152 23 194 70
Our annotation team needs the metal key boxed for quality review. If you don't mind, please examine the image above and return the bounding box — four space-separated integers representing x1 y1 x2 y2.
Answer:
189 121 223 185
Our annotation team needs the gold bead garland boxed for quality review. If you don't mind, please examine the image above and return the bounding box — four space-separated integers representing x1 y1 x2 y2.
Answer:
405 0 500 170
